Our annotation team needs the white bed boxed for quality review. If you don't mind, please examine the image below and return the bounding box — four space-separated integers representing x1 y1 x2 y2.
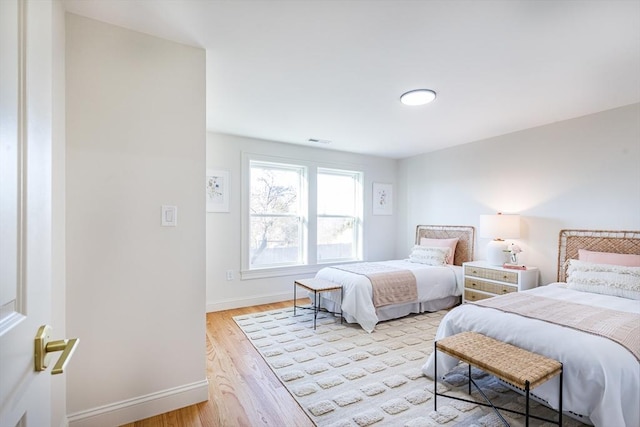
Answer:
314 225 475 333
422 229 640 427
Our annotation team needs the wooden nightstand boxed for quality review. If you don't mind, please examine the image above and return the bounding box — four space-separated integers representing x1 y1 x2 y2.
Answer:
462 261 538 303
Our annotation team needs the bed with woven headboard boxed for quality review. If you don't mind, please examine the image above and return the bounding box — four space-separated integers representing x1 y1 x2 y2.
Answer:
422 229 640 426
557 229 640 281
311 225 474 333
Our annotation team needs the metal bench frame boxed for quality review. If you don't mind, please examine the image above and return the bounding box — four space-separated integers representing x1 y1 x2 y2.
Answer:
434 333 563 427
293 278 343 330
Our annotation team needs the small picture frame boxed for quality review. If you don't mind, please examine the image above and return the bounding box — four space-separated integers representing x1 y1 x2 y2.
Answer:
206 169 229 213
372 182 392 215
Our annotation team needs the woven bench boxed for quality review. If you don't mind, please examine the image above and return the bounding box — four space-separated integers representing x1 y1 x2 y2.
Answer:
293 278 343 330
434 331 563 426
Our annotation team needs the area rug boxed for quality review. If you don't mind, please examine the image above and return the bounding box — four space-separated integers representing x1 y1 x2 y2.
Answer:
233 307 588 427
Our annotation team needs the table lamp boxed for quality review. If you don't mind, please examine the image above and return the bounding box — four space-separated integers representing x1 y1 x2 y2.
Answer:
479 213 521 266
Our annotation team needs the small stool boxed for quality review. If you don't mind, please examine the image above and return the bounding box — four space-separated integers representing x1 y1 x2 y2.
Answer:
434 331 563 426
293 278 343 329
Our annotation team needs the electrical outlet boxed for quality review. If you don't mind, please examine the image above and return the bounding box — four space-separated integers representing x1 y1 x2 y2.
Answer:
226 270 234 281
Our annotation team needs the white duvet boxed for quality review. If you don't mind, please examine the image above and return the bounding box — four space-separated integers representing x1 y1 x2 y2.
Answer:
422 283 640 427
315 260 462 333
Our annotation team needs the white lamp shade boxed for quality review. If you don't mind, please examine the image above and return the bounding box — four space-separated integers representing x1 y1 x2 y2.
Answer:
479 214 521 239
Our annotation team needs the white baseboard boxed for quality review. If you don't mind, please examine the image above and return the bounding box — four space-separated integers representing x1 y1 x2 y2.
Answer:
207 292 295 312
66 379 209 427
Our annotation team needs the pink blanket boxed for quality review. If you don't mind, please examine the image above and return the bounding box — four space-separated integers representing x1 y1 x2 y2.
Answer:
331 263 417 308
475 292 640 361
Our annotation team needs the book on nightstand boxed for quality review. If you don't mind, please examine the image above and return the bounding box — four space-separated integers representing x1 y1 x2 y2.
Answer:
502 264 527 270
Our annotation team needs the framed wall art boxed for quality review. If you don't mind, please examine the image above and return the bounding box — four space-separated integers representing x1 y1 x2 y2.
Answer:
206 169 229 212
372 182 392 215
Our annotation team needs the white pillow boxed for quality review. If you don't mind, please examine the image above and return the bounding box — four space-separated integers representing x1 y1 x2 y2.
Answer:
566 259 640 300
408 246 450 266
419 237 459 264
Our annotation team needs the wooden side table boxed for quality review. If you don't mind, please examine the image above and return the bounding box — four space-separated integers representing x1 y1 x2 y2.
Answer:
293 278 343 330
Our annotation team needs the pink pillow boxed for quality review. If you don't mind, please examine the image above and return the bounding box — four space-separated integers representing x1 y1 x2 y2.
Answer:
420 237 459 264
578 249 640 267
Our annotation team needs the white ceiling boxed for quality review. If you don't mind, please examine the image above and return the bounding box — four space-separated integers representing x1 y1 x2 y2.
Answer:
62 0 640 159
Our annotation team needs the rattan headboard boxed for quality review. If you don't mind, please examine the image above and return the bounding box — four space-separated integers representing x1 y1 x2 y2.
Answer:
415 225 475 266
557 229 640 281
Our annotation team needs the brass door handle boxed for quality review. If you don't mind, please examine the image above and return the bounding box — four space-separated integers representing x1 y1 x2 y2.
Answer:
35 325 80 375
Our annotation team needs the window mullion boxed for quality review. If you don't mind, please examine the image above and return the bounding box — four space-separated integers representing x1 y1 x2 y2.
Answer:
251 213 301 218
307 165 317 265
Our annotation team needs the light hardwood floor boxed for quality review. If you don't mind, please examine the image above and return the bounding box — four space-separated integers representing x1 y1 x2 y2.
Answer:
121 300 314 427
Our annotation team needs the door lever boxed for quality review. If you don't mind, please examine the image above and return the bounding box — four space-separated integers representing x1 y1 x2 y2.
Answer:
35 325 80 375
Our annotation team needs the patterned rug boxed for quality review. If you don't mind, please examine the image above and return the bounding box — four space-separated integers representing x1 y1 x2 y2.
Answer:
233 307 588 427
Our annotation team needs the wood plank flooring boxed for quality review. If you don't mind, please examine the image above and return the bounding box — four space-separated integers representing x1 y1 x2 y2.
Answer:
121 300 314 427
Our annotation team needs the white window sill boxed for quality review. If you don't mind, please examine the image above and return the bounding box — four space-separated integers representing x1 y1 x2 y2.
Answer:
241 265 320 280
241 259 362 280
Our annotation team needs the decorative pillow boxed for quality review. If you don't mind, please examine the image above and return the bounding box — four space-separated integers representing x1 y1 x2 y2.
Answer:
566 259 640 300
419 237 459 264
408 246 450 266
578 249 640 267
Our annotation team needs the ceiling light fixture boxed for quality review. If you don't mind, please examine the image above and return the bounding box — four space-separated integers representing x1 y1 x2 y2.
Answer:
400 89 437 106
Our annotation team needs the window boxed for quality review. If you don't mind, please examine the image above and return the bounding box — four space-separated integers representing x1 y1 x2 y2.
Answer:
243 155 363 277
317 168 362 263
249 161 306 269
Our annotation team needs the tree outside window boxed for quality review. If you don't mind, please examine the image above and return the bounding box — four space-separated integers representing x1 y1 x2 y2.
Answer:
246 157 362 272
249 162 305 268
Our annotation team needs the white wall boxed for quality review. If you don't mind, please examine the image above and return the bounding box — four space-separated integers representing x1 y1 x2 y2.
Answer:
65 14 207 426
397 103 640 285
206 133 397 311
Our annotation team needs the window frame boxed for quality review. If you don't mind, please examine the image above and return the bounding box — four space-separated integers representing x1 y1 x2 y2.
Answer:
247 159 308 270
241 152 364 280
316 167 363 264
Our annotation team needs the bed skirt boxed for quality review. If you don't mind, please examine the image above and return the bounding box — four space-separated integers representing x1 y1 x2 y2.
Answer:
317 295 460 329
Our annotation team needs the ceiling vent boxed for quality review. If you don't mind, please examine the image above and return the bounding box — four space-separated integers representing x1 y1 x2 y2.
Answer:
308 138 332 144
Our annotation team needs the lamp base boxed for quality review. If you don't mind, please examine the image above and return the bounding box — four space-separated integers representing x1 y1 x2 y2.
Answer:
486 240 509 266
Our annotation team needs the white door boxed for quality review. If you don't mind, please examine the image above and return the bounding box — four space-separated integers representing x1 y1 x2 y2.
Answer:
1 0 55 425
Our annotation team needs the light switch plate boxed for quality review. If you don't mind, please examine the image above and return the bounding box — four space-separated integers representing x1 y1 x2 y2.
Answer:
161 205 177 226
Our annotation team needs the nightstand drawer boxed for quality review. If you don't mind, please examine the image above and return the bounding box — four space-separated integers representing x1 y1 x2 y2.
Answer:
464 265 518 284
464 289 493 302
462 261 539 304
464 278 516 295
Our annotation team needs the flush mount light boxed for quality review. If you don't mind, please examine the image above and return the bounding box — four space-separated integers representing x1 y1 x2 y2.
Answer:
400 89 437 106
